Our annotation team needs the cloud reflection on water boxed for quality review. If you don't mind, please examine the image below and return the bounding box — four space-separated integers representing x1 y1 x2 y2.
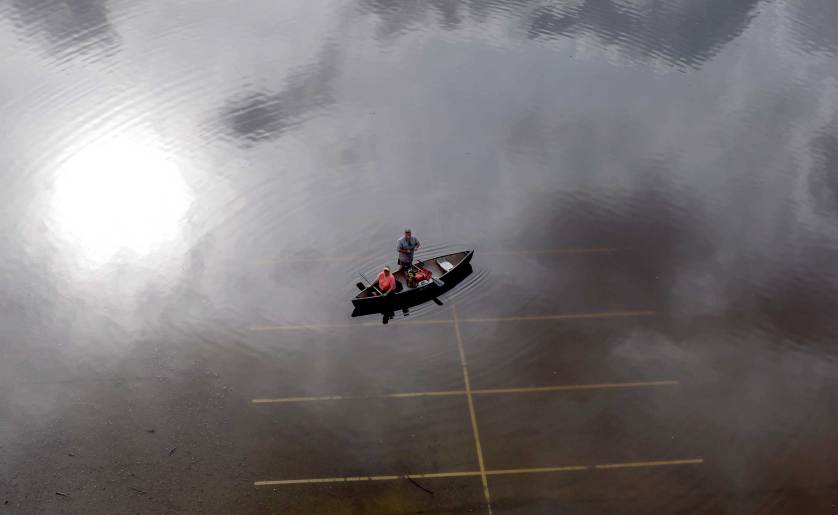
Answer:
359 0 764 69
219 44 340 144
8 0 118 58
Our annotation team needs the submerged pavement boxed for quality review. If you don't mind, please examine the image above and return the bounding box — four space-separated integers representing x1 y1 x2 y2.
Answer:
3 0 838 512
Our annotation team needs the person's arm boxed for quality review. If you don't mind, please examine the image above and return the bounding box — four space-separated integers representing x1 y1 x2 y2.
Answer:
381 278 393 294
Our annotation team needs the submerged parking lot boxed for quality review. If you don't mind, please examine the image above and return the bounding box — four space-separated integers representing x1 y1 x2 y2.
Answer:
232 247 830 513
3 0 838 512
4 245 838 513
247 293 692 513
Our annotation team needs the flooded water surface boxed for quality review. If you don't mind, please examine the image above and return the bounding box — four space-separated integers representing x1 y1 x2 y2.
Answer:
2 0 838 513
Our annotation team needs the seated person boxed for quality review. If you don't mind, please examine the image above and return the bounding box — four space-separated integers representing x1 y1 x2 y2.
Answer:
375 266 396 294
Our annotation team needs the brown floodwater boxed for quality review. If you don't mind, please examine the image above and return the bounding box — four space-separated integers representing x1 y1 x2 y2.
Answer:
1 0 838 513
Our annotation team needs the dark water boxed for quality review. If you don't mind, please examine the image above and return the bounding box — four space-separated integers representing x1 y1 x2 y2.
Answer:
2 0 838 513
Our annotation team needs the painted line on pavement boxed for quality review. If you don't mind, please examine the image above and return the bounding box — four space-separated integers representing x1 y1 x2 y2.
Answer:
249 310 656 332
254 458 704 486
251 380 678 404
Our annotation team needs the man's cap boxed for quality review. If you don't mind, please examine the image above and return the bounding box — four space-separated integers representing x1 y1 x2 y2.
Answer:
383 266 390 272
404 228 412 233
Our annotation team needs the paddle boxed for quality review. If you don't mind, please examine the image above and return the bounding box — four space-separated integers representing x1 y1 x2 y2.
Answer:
358 272 383 296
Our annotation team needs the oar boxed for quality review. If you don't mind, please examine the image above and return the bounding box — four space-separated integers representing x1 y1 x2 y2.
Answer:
359 272 383 295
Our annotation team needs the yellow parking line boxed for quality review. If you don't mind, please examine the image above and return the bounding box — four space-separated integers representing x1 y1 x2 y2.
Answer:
251 380 678 404
255 475 399 486
252 389 465 404
253 247 631 265
486 465 589 475
249 319 450 331
594 458 704 469
407 471 483 479
453 305 493 514
461 310 656 323
254 458 703 486
249 310 656 331
255 470 481 486
252 255 374 265
474 380 678 396
250 322 364 331
482 247 631 256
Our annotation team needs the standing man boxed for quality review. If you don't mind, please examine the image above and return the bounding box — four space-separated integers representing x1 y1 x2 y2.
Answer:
397 229 420 271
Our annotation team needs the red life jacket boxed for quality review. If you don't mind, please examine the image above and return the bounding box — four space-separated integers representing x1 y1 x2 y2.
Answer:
413 268 432 282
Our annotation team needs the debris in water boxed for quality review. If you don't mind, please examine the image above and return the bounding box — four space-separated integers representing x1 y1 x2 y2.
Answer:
168 447 177 456
405 476 433 495
55 492 68 497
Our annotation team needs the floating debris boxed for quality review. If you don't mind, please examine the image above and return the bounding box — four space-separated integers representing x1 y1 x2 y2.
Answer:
405 476 433 495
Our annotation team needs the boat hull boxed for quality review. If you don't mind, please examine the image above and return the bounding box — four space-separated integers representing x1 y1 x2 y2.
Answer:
351 250 474 310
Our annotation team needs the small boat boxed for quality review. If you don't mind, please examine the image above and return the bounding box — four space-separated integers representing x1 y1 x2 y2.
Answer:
352 250 474 309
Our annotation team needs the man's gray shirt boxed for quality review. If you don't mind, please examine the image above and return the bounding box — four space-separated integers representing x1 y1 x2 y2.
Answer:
397 236 420 264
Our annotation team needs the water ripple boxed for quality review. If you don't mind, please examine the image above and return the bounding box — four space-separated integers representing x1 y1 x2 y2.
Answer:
218 43 340 144
360 0 764 69
6 0 119 62
786 0 838 56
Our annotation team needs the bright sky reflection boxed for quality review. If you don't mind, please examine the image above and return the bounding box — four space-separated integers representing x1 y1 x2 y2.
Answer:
50 134 192 265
